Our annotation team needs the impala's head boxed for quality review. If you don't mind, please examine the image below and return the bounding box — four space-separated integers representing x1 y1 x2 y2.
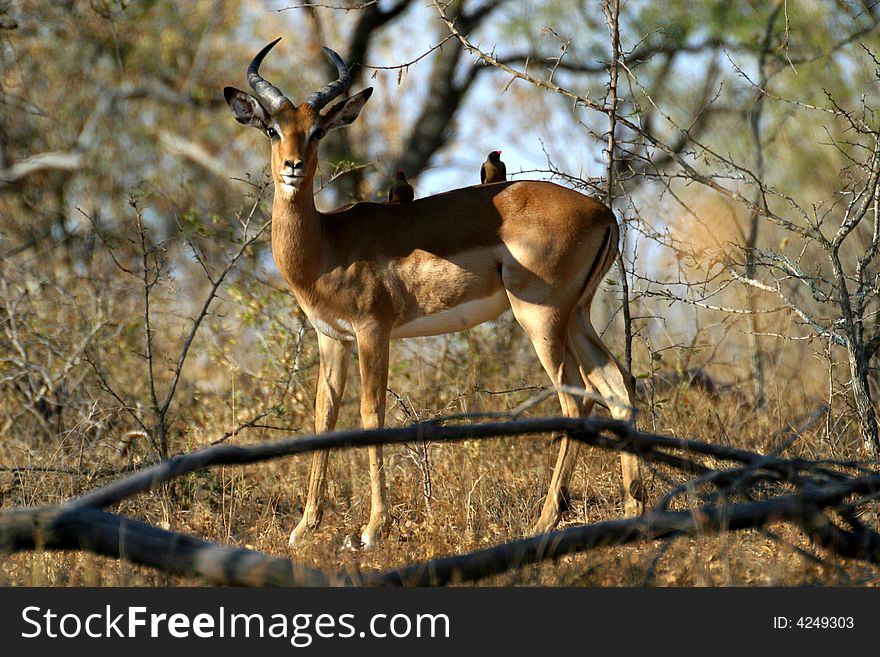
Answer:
224 38 372 194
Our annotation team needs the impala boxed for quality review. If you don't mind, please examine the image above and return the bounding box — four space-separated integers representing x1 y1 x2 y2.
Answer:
225 39 644 549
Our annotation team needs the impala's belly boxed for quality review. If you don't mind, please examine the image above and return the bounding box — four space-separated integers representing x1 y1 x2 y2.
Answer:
391 288 510 339
311 316 357 342
299 297 357 343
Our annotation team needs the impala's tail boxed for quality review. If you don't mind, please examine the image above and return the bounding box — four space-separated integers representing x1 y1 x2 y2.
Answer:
578 217 620 309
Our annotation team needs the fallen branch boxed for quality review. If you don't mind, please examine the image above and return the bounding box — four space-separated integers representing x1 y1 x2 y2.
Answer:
0 505 331 586
4 471 880 586
3 415 879 586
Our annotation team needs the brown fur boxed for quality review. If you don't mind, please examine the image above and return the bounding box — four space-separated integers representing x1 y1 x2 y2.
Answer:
226 72 643 549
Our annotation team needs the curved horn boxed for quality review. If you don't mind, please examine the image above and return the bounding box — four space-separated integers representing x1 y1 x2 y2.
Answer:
304 47 351 110
247 37 290 113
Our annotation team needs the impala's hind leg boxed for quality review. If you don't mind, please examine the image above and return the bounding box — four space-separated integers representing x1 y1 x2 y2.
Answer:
568 309 644 516
505 296 591 534
533 345 597 533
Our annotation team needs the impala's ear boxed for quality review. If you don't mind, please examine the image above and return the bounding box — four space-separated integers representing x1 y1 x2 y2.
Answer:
320 87 373 134
224 87 270 130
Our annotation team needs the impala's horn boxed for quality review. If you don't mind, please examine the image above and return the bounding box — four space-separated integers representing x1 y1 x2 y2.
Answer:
304 47 351 110
247 37 290 113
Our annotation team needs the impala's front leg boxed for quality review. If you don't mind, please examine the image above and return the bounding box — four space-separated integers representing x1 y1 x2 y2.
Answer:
356 324 392 549
289 333 350 547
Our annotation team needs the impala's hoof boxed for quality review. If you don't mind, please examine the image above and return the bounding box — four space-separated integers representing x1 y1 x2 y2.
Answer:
287 526 304 548
623 480 646 517
360 514 390 550
623 498 644 517
288 514 319 548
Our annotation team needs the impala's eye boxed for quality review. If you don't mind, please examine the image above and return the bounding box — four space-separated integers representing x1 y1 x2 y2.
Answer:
266 127 279 139
310 127 325 141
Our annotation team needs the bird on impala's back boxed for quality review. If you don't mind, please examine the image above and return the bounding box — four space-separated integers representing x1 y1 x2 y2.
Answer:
388 169 414 203
480 150 506 184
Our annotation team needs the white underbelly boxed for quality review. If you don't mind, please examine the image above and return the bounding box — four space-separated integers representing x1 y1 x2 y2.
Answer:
391 289 510 339
311 316 356 342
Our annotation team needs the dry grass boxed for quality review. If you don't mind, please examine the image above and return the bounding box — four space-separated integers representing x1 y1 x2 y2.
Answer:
2 308 879 587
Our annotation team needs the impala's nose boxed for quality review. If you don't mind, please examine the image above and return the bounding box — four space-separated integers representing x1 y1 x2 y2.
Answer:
283 159 304 174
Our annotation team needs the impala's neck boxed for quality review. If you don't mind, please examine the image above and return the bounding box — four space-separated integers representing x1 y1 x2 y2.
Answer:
271 179 324 289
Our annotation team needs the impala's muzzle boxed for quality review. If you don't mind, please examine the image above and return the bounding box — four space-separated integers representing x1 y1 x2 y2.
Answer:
279 159 305 187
